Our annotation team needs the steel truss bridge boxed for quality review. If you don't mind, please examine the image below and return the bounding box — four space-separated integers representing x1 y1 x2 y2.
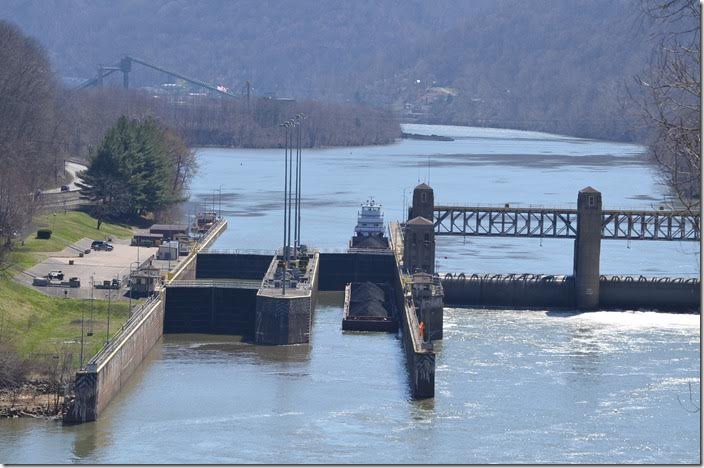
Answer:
433 206 700 241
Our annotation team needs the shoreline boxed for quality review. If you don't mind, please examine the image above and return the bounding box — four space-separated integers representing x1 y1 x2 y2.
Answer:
0 380 65 420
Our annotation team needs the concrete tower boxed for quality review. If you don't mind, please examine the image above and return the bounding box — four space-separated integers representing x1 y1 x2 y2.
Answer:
403 216 435 274
574 186 602 310
410 183 434 221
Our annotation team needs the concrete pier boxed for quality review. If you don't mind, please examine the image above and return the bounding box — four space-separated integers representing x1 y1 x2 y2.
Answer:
255 251 320 345
574 187 602 310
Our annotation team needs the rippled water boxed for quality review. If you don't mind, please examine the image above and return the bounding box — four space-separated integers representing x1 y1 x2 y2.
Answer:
0 125 699 463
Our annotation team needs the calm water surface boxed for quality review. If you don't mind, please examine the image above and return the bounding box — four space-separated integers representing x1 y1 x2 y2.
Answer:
1 124 699 463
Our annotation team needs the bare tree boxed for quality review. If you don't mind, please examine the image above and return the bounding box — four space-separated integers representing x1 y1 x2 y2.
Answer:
634 0 701 212
0 21 62 256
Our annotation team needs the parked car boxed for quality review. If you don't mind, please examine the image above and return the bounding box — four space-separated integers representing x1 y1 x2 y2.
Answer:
91 240 114 251
60 185 69 192
47 270 64 280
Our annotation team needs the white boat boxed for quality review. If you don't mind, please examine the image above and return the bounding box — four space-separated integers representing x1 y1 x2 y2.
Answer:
350 197 389 249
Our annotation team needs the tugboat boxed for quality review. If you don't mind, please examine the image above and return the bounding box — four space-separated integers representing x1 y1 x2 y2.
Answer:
349 197 389 250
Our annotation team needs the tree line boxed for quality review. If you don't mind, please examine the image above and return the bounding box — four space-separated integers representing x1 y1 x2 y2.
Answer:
60 88 400 160
632 0 700 208
0 21 62 254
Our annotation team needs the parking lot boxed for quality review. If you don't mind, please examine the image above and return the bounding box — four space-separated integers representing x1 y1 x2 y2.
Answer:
17 237 182 300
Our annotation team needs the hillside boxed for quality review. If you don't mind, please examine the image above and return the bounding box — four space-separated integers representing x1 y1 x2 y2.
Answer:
0 0 684 141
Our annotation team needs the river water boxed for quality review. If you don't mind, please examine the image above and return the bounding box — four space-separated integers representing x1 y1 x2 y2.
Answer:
1 124 699 463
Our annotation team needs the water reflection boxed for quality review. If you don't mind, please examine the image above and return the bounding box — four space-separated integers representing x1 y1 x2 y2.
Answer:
566 325 604 384
163 335 312 365
70 422 98 461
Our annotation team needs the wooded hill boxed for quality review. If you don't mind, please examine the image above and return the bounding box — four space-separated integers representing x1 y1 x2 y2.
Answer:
0 0 684 142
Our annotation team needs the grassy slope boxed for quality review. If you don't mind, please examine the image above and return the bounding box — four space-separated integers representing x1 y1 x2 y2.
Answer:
22 211 133 253
0 211 135 364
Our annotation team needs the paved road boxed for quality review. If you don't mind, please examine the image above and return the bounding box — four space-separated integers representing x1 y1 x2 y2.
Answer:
44 161 87 194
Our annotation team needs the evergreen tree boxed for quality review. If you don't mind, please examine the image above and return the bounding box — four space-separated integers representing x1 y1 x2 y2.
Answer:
78 116 187 227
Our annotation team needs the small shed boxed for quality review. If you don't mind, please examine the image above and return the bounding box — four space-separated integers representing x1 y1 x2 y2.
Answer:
149 224 188 241
157 241 179 261
129 267 162 296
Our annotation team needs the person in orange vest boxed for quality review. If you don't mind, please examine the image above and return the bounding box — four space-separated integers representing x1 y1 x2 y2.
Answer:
419 321 425 341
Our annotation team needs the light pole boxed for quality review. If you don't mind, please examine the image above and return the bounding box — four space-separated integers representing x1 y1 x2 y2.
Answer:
293 113 305 255
129 261 139 314
105 288 112 344
298 114 305 252
88 274 94 336
218 184 223 218
287 119 294 264
281 121 289 295
80 302 85 367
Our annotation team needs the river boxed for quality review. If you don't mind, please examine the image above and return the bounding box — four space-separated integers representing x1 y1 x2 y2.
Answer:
0 124 699 463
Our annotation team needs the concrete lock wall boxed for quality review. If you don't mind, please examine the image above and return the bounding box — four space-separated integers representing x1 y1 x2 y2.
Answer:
64 220 227 424
390 262 434 398
441 276 574 309
196 253 273 280
65 298 165 423
94 300 165 416
600 278 700 312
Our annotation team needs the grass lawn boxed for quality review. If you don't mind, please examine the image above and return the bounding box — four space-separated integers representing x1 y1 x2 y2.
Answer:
0 272 130 365
0 211 136 367
21 210 133 254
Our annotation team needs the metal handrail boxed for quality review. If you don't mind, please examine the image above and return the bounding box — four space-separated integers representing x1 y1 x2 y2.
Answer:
169 279 262 289
204 248 277 255
84 293 162 369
